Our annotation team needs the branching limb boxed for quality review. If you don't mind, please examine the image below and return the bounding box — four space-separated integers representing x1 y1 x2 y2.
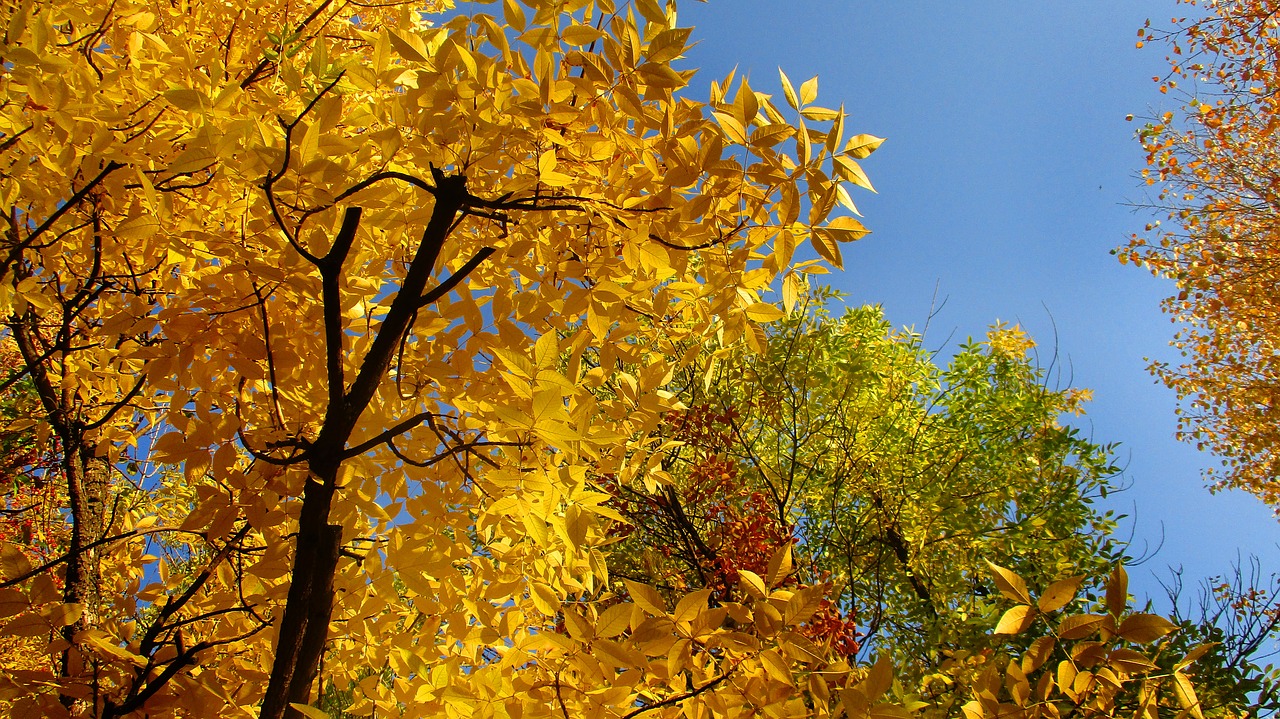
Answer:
619 670 735 719
342 410 436 459
417 247 496 308
0 526 210 589
2 161 124 279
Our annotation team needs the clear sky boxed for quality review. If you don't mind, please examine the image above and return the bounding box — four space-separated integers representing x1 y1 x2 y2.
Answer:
676 1 1280 604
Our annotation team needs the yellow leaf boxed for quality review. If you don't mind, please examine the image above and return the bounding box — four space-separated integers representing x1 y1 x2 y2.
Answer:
289 703 332 719
1007 659 1031 706
993 605 1035 635
594 638 646 669
538 149 557 176
759 648 793 685
1108 648 1158 675
673 588 711 623
835 183 862 216
744 303 785 322
561 24 603 47
530 582 561 615
1117 613 1178 644
638 241 671 271
822 216 871 243
712 111 748 145
778 630 824 664
562 607 592 640
986 561 1032 604
635 0 667 25
624 580 666 616
799 75 819 105
115 215 160 240
1037 575 1084 613
0 612 47 637
750 123 795 147
826 106 845 154
534 331 558 369
0 542 31 581
862 654 893 701
647 28 691 63
871 704 912 719
1058 613 1107 640
809 229 844 269
502 0 526 32
1021 636 1055 674
1106 565 1129 617
74 629 141 666
0 588 26 619
844 134 886 159
597 602 634 638
1173 671 1205 719
800 106 840 122
781 272 800 314
41 602 83 627
766 544 793 588
638 62 686 89
1176 642 1217 670
1057 660 1077 696
28 573 59 604
779 68 800 110
834 155 876 192
738 570 767 599
388 29 428 62
163 87 207 113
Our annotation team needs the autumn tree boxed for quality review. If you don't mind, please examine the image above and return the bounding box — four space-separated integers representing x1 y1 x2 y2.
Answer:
1124 0 1280 506
608 291 1124 665
607 289 1280 718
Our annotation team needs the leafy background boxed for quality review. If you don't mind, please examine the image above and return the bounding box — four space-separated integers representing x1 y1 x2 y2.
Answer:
656 0 1280 598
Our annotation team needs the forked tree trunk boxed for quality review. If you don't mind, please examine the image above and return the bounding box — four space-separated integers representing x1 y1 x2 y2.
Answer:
260 175 470 719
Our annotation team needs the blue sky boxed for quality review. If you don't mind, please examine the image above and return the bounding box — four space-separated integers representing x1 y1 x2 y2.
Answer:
676 1 1280 603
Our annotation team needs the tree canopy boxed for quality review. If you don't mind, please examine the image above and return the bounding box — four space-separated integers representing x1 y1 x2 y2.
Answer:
608 294 1124 665
1125 0 1280 506
0 0 887 715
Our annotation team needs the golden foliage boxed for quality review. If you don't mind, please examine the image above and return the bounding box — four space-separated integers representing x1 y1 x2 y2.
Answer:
0 0 894 716
1127 0 1280 505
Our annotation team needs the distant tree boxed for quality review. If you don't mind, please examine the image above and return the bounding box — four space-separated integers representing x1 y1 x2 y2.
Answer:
609 292 1123 670
1125 0 1280 506
610 292 1278 718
